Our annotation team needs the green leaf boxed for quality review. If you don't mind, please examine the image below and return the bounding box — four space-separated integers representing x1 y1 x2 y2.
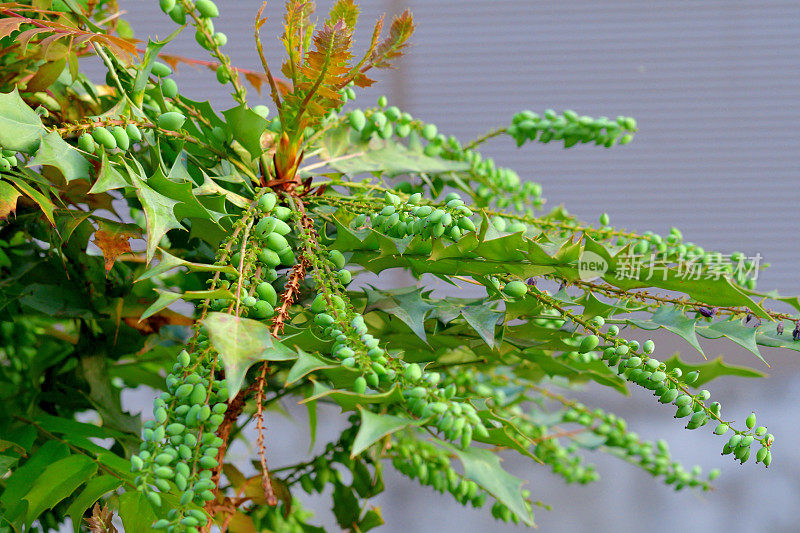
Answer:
0 441 70 522
202 312 298 399
352 409 419 457
318 126 470 176
118 490 158 532
0 88 45 153
301 383 405 412
132 30 182 103
332 483 360 529
130 173 184 263
696 320 767 366
67 475 123 533
662 354 766 386
136 248 238 282
139 287 235 321
89 152 129 193
222 104 269 159
28 131 90 183
443 443 533 526
23 454 97 524
756 320 800 352
285 349 339 385
364 286 434 341
6 175 56 225
627 306 705 357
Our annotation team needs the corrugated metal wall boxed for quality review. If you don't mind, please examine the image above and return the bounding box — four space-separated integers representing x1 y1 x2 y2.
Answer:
99 3 800 532
110 0 800 294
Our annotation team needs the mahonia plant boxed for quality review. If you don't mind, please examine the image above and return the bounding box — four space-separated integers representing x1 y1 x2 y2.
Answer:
0 0 792 531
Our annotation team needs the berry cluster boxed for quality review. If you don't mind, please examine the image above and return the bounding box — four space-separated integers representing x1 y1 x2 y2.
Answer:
507 109 637 148
0 148 18 171
352 191 477 242
132 345 227 531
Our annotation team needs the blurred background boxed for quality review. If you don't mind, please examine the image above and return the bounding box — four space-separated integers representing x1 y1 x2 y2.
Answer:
96 1 800 531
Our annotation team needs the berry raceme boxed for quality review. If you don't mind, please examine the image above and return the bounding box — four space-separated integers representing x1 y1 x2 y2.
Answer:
342 98 544 213
507 109 637 149
507 278 774 468
354 190 478 242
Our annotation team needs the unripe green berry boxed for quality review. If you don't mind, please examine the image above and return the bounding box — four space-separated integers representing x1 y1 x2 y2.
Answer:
353 376 367 394
91 126 117 150
151 62 172 77
161 78 178 98
78 132 96 153
502 280 527 299
157 111 186 131
745 412 756 429
196 0 219 18
578 335 599 354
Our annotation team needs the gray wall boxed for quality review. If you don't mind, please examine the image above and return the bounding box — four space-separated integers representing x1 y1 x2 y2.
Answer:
97 1 800 532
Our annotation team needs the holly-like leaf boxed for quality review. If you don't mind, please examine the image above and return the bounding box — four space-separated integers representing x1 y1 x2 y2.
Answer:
139 287 235 321
0 180 20 219
118 491 157 533
130 173 183 263
222 104 270 160
0 88 45 153
442 442 533 526
301 383 405 411
662 354 766 386
88 153 129 194
285 349 339 385
92 220 139 272
22 455 98 525
351 409 419 457
28 131 90 183
364 286 434 341
202 312 298 399
136 248 238 282
696 319 767 366
66 476 123 533
627 305 705 357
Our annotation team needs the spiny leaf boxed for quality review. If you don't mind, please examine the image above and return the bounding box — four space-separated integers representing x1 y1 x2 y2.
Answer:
301 382 405 411
140 287 234 321
662 354 766 386
23 454 98 525
352 409 419 458
326 0 359 29
440 442 534 526
627 305 705 358
130 173 183 263
201 312 298 399
696 319 767 366
136 248 238 282
92 220 139 272
67 476 123 533
0 88 45 153
6 176 56 225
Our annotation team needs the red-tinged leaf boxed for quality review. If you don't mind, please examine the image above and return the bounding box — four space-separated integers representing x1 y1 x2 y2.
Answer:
0 18 22 39
369 9 414 69
92 220 140 272
0 181 21 220
245 71 265 94
326 0 359 29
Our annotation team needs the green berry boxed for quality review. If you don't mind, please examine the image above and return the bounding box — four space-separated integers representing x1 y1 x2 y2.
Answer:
349 110 366 131
404 363 422 383
329 249 345 269
168 6 186 24
746 412 756 429
337 269 352 285
150 61 172 77
502 280 528 299
196 0 219 18
159 0 176 12
352 376 367 394
255 282 277 306
161 78 178 98
77 132 96 153
714 423 729 435
578 335 599 354
125 124 142 142
91 126 117 150
157 111 186 131
258 193 278 213
422 123 438 141
111 126 130 151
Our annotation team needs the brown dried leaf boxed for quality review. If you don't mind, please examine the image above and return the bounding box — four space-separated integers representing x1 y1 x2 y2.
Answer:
93 220 140 272
84 503 118 533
